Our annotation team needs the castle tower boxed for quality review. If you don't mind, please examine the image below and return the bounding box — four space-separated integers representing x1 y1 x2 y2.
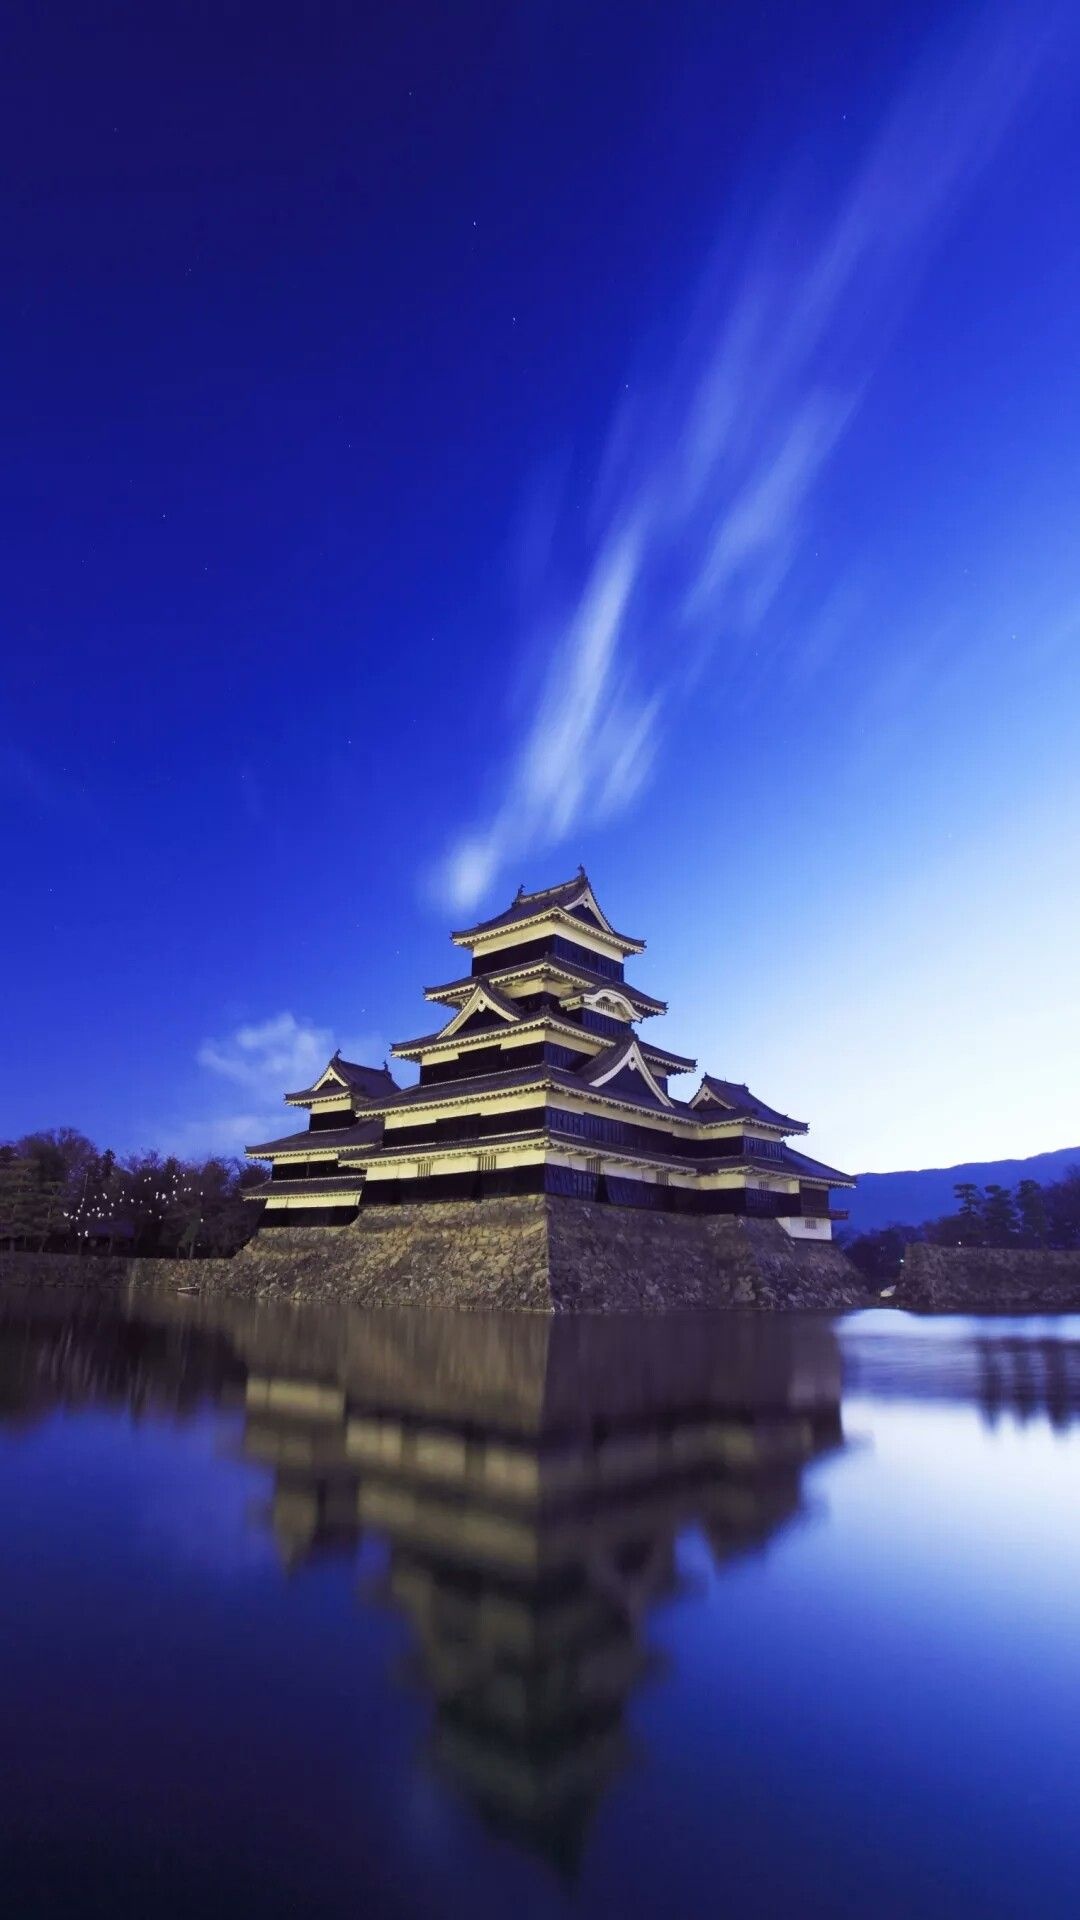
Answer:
246 872 853 1235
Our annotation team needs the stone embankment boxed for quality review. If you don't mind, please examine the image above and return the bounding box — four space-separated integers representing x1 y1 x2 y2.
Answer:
895 1242 1080 1313
0 1198 871 1311
8 1225 1080 1312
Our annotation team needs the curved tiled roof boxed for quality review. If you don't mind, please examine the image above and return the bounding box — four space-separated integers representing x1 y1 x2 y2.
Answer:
345 1058 685 1123
246 1120 383 1157
451 870 644 951
424 961 666 1016
244 1175 364 1199
637 1039 697 1074
575 1038 670 1107
286 1054 399 1104
692 1074 806 1134
778 1145 855 1187
392 980 536 1056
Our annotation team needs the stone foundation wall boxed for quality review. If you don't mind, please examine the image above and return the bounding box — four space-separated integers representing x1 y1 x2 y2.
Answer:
225 1198 555 1309
545 1201 868 1310
10 1226 1080 1312
0 1199 871 1311
895 1243 1080 1312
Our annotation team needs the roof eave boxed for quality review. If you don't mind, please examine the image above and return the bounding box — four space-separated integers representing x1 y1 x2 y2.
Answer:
449 908 646 955
640 1048 698 1074
422 967 667 1016
284 1090 353 1106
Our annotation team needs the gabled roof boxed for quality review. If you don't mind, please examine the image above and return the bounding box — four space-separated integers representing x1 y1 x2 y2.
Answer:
690 1074 806 1134
424 961 666 1017
391 980 522 1058
391 1009 597 1059
638 1039 697 1075
333 1056 400 1100
562 985 641 1023
285 1052 400 1106
575 1037 673 1109
285 1061 351 1101
331 1057 682 1123
450 868 645 954
444 978 521 1029
350 1061 552 1114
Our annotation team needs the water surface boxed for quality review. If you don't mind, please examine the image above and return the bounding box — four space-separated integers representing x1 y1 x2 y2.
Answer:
1 1291 1077 1918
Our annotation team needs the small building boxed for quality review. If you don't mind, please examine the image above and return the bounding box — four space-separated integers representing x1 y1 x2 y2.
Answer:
246 870 853 1235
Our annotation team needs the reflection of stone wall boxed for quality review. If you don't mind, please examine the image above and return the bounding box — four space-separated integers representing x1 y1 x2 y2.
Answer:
0 1297 246 1423
896 1244 1080 1312
0 1200 871 1311
0 1251 202 1294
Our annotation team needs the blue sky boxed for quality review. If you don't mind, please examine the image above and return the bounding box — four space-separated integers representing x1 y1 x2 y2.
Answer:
2 2 1078 1174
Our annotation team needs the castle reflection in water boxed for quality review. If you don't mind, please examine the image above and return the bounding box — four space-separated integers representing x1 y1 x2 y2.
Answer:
3 1292 1077 1876
241 1312 844 1871
0 1295 845 1870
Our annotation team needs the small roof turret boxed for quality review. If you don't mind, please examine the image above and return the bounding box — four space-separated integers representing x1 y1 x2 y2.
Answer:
690 1074 807 1134
285 1052 399 1107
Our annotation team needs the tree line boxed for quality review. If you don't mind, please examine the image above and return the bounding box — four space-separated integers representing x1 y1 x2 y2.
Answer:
0 1128 267 1258
841 1167 1080 1287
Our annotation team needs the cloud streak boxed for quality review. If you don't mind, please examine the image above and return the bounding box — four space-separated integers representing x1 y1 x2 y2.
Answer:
158 1012 386 1160
196 1012 340 1099
435 4 1063 910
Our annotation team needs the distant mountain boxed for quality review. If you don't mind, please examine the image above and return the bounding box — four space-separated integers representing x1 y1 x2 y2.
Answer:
845 1145 1080 1235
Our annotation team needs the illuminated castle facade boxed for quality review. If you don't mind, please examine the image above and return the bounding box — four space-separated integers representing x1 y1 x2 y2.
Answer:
246 870 853 1236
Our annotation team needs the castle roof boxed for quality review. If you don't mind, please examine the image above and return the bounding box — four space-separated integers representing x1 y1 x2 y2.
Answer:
285 1054 399 1105
575 1037 674 1108
424 961 666 1017
777 1145 855 1188
636 1039 697 1074
451 870 645 954
691 1075 807 1134
246 1120 383 1157
391 980 535 1057
341 1056 694 1125
390 1012 590 1058
242 1174 364 1199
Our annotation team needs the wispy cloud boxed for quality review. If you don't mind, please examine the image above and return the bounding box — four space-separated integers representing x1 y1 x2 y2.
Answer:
196 1012 340 1098
158 1012 387 1160
435 4 1063 910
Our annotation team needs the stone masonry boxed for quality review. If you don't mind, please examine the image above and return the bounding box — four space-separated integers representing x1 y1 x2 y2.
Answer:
895 1242 1080 1312
0 1197 872 1311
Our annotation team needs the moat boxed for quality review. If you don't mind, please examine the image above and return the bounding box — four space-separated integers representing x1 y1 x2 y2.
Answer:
1 1292 1078 1918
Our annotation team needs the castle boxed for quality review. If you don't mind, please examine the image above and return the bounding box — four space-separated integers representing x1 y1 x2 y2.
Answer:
246 871 852 1238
